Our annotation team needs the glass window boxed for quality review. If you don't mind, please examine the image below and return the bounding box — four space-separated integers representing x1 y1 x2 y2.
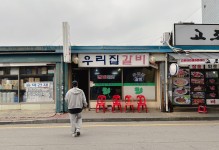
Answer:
123 67 155 83
0 66 55 104
123 67 156 100
0 67 19 103
90 68 122 100
20 66 54 103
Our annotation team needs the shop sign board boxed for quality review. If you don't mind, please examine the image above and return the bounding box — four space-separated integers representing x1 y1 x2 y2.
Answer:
189 65 204 69
174 24 219 45
178 58 206 66
206 99 219 105
179 58 219 68
205 64 219 69
78 54 149 67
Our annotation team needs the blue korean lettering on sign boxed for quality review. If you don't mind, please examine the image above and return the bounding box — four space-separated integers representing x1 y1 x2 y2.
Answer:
96 55 106 65
82 56 93 65
109 55 119 65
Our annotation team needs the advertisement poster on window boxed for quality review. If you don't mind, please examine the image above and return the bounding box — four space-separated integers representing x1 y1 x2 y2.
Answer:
25 82 53 102
123 67 156 100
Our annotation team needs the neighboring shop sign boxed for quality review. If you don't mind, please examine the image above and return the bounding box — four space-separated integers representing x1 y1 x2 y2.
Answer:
189 65 204 69
205 64 219 69
78 54 149 67
188 64 219 69
179 59 219 67
178 58 206 66
174 24 219 45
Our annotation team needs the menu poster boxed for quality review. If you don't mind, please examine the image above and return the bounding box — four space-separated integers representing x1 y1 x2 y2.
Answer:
206 92 218 99
173 77 189 87
192 99 205 105
191 85 205 92
173 95 190 105
172 70 191 105
192 92 205 99
176 69 189 78
190 71 204 78
205 71 218 78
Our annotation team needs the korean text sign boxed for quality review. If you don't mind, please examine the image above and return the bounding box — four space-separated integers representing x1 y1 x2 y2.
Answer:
174 24 219 45
78 54 149 67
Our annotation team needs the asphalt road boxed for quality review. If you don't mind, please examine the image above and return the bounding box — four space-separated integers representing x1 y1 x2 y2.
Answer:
0 121 219 150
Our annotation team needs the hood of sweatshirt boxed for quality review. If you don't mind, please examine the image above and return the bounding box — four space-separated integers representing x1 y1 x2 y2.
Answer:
70 87 82 95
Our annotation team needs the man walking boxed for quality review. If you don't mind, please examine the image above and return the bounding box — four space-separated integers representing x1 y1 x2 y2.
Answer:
65 80 87 137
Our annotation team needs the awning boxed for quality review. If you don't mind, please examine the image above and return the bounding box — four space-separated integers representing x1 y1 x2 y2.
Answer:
169 53 219 66
169 53 219 59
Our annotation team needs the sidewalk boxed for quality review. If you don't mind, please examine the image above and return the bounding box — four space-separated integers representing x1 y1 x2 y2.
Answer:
0 107 219 125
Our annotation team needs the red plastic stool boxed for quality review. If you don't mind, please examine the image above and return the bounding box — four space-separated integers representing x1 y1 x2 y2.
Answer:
198 103 207 113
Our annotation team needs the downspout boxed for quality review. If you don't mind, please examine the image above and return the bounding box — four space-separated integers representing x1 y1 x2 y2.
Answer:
63 63 69 112
165 53 169 112
61 55 64 112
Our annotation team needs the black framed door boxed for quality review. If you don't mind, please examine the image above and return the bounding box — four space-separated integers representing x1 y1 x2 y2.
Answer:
72 69 89 106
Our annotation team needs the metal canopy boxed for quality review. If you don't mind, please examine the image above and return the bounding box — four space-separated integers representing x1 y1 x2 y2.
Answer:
169 53 219 59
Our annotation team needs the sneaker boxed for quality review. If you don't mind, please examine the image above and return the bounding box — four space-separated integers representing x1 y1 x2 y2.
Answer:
76 129 80 136
72 133 77 137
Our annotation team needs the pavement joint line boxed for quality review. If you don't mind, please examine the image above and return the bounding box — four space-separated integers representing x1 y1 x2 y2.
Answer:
1 122 219 129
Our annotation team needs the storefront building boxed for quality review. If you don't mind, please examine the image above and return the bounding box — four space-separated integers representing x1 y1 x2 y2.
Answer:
169 52 219 107
0 46 172 113
69 46 171 112
3 43 219 113
0 46 65 112
168 23 219 108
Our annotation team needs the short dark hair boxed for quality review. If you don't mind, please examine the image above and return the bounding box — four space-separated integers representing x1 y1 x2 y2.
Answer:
72 80 78 87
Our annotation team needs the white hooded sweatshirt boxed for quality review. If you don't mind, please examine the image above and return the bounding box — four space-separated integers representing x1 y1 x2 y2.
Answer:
65 87 87 109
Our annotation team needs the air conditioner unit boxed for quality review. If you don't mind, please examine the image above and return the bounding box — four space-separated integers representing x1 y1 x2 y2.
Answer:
162 32 170 45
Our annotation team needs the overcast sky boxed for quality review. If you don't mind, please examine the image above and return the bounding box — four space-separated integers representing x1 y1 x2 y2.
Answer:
0 0 202 46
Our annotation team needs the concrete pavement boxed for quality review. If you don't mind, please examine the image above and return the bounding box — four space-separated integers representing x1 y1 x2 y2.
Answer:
0 107 219 125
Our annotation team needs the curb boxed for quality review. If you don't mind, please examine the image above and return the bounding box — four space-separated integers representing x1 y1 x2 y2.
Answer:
1 117 219 125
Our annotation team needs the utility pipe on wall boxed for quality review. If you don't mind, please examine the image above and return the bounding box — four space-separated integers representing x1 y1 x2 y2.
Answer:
165 54 169 112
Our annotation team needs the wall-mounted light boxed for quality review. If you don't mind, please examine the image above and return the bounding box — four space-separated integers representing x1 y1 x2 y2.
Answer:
149 56 156 64
169 63 179 76
94 68 100 75
72 55 79 64
112 71 118 75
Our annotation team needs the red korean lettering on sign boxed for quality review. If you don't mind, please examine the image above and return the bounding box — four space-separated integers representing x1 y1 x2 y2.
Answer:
122 55 133 65
190 65 203 69
135 54 146 64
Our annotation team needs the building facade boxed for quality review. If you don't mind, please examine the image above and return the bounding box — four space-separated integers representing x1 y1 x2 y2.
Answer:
0 46 171 113
1 41 219 113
